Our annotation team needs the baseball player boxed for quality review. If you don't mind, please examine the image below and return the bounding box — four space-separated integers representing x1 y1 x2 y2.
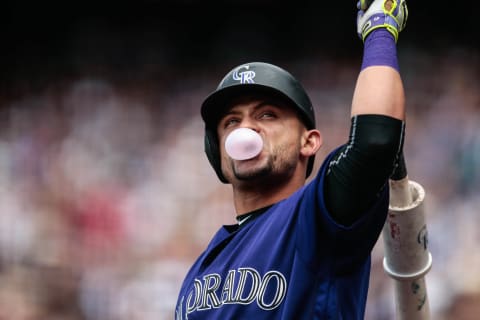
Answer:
175 0 408 318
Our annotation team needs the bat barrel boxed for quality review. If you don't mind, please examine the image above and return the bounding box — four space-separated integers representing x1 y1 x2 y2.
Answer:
383 178 432 319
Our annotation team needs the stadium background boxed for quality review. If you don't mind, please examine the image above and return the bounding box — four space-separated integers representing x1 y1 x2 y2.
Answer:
1 2 479 319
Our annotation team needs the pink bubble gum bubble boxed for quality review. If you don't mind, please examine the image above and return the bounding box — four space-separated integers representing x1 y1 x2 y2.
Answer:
225 128 263 160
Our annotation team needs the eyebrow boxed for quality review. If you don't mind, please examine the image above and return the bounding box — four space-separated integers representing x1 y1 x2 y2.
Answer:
225 100 282 116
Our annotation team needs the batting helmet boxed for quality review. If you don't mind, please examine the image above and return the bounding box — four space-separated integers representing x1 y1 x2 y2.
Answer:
201 62 316 183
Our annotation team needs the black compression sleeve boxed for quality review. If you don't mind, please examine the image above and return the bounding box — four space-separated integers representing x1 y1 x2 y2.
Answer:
324 114 405 226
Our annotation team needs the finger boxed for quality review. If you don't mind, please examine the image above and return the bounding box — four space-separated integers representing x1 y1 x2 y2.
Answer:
360 0 374 11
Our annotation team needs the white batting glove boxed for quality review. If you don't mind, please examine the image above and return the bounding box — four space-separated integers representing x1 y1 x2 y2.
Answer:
357 0 408 42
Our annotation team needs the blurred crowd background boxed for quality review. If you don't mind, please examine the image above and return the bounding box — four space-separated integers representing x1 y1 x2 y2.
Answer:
1 2 479 319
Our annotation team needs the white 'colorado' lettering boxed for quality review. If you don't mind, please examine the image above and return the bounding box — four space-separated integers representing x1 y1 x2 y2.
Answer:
176 267 287 319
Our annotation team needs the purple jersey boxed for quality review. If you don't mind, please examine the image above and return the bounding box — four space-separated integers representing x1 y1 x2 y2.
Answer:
175 149 389 319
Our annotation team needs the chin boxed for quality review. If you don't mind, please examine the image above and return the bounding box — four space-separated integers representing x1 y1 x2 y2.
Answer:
233 165 272 181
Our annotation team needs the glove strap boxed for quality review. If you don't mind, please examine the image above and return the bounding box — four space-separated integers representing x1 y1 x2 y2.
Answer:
361 12 400 42
361 29 399 71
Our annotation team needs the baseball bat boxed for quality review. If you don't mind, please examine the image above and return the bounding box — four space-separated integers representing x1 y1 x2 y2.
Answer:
382 153 432 319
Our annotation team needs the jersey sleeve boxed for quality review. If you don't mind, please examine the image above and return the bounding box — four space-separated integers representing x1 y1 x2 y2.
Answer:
296 147 389 273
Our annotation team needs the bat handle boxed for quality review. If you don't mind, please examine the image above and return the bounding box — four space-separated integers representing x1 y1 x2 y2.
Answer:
389 152 412 206
391 151 407 181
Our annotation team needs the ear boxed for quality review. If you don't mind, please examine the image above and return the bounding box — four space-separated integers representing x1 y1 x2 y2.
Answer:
300 129 322 158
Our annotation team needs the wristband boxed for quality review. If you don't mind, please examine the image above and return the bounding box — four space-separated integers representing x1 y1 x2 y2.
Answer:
361 28 399 71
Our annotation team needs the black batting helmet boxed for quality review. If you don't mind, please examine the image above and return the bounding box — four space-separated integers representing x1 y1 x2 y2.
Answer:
201 62 316 183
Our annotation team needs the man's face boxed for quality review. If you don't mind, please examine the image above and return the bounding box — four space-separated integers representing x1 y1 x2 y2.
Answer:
216 95 307 184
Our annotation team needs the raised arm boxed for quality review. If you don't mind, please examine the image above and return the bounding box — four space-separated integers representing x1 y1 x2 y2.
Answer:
352 0 408 120
323 0 409 225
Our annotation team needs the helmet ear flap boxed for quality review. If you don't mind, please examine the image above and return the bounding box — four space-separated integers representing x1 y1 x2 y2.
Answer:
306 156 315 180
204 127 229 183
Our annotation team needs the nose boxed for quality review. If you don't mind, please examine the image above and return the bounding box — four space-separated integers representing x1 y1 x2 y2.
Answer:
238 116 260 132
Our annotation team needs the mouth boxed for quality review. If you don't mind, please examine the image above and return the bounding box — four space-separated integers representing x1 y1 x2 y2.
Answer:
235 151 263 161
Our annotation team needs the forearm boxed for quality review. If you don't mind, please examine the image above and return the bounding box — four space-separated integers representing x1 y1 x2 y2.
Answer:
351 65 405 120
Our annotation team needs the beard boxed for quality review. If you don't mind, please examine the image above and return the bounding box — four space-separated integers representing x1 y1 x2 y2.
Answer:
230 143 298 183
232 157 273 181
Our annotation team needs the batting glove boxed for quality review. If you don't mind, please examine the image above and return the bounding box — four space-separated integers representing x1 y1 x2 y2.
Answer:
357 0 408 42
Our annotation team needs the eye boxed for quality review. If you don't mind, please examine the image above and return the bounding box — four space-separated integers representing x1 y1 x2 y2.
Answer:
259 111 276 120
222 117 240 128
